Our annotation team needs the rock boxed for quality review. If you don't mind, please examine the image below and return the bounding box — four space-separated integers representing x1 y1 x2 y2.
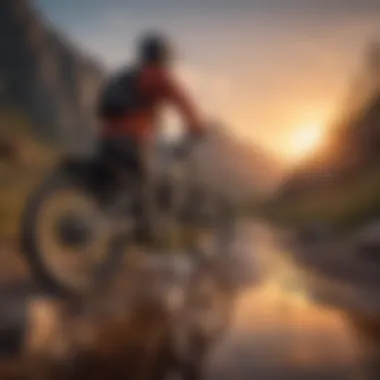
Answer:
0 251 237 379
0 0 104 147
0 140 18 163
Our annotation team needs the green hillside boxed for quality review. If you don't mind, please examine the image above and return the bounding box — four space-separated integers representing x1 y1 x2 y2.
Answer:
0 108 58 238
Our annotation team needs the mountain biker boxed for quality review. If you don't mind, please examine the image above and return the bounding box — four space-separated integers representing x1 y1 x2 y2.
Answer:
97 32 205 242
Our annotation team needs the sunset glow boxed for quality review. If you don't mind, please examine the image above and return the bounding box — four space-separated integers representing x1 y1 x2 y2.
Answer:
285 123 326 162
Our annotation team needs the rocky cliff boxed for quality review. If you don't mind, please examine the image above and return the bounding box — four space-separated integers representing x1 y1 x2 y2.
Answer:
0 0 104 150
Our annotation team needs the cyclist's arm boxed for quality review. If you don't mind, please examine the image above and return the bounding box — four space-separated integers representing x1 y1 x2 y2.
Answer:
164 73 204 136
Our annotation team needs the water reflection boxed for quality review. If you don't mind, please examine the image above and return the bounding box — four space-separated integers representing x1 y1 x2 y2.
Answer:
207 221 360 379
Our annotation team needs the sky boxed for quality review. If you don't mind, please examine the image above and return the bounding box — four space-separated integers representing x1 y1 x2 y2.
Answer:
34 0 380 163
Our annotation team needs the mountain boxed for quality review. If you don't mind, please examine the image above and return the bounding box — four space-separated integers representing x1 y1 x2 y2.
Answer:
278 92 380 200
277 42 380 201
267 81 380 228
156 124 283 203
190 125 285 201
0 0 104 149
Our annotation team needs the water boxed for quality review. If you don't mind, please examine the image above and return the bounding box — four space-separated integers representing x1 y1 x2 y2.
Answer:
205 220 361 379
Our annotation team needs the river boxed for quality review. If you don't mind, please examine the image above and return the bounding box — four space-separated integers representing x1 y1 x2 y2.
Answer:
206 221 360 379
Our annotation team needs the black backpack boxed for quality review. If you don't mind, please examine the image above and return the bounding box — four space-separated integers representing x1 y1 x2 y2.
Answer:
97 67 141 119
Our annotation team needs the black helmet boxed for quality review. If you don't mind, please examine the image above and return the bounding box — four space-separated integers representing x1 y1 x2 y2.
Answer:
138 32 174 65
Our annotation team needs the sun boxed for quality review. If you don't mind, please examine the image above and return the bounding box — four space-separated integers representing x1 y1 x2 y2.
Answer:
288 123 325 161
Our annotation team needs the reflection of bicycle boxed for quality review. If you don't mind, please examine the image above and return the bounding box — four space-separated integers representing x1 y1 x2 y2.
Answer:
21 128 236 298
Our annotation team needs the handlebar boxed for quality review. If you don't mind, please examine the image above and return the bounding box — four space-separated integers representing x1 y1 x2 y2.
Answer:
173 125 211 160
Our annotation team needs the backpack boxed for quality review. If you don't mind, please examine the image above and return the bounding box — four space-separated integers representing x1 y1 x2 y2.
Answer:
97 68 140 119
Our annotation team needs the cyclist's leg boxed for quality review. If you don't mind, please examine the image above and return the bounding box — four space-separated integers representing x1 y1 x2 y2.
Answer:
100 137 157 243
100 137 141 175
135 140 159 242
99 137 143 214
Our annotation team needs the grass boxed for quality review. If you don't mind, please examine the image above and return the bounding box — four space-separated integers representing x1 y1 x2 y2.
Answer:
260 165 380 232
0 166 51 238
0 108 58 239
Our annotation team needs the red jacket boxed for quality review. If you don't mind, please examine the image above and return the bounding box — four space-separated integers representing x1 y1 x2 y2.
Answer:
100 65 203 143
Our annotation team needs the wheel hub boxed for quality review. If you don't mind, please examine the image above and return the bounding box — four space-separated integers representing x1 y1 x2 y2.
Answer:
56 215 93 249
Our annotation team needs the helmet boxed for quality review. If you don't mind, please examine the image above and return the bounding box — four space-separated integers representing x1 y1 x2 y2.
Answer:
138 32 174 65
